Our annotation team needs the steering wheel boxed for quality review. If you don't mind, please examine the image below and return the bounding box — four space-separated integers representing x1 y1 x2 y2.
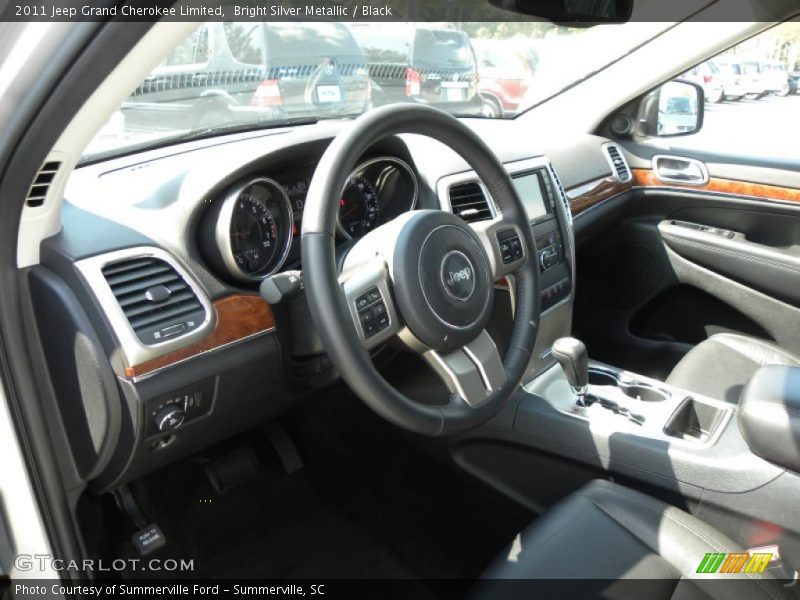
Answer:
302 104 540 435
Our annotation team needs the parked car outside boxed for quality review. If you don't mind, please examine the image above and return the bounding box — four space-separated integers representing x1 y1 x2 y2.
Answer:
347 23 482 116
713 58 747 100
122 22 370 132
681 61 724 103
790 70 800 94
658 81 700 135
471 38 535 117
759 59 791 96
740 58 767 99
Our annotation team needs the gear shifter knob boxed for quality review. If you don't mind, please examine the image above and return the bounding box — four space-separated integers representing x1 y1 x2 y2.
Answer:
552 337 589 405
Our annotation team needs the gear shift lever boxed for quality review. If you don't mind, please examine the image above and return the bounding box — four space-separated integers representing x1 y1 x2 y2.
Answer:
552 337 589 406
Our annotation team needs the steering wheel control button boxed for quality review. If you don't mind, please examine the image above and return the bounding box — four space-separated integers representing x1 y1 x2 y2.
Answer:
440 251 476 302
356 286 388 339
497 229 523 264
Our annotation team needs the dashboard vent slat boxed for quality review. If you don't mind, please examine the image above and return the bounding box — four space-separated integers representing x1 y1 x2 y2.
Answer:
102 256 206 345
604 144 632 182
26 161 62 208
547 164 572 225
448 181 493 223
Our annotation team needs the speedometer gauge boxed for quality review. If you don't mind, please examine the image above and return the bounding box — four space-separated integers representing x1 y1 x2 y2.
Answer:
200 177 293 284
230 191 278 275
338 176 380 238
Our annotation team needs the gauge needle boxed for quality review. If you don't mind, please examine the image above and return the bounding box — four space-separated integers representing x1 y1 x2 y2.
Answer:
340 202 360 218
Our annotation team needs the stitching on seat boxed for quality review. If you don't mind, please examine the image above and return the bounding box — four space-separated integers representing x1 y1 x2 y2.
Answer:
588 486 782 600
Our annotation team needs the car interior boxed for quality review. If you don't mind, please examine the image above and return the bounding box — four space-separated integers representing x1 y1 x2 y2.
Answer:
2 2 800 598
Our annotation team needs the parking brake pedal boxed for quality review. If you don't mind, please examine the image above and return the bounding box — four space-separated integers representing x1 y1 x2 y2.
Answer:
112 485 167 556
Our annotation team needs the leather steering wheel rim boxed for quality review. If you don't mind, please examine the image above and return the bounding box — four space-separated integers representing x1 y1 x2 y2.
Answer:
302 104 540 435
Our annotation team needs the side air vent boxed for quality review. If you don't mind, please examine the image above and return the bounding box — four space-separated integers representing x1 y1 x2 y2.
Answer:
448 181 493 223
604 144 632 182
101 256 206 345
26 161 62 208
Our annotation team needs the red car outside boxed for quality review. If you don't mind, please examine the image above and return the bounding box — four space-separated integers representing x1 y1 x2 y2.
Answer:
472 38 535 117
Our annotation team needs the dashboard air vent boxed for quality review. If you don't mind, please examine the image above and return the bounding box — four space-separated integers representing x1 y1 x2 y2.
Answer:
26 161 61 208
547 164 572 225
604 144 632 182
101 256 206 345
448 181 493 223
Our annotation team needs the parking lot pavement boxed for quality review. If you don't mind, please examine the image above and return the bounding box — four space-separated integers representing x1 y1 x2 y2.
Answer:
675 93 800 157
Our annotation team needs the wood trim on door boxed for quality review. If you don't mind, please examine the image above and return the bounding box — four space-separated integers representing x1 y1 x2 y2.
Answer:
632 168 800 203
124 294 275 379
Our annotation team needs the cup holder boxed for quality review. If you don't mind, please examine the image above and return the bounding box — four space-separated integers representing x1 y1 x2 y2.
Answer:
587 368 669 402
588 369 618 386
620 384 669 402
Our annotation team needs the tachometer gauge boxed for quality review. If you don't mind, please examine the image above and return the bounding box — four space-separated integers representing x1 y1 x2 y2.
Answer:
337 157 418 240
201 177 293 284
338 175 380 239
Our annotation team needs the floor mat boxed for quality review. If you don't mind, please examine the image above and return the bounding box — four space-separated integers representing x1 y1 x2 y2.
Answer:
118 388 533 584
127 434 415 579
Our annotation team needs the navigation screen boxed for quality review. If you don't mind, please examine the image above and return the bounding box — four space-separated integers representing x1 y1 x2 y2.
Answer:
512 172 550 220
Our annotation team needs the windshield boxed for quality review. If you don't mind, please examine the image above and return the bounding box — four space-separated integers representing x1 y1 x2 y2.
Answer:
84 21 671 160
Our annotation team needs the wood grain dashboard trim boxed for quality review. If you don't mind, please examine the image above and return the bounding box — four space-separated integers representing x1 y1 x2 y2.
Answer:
566 175 633 216
632 168 800 204
124 294 275 379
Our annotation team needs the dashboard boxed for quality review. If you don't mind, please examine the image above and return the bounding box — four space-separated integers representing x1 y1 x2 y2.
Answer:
48 120 631 490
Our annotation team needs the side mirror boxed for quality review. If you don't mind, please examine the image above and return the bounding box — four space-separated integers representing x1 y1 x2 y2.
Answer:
639 80 704 137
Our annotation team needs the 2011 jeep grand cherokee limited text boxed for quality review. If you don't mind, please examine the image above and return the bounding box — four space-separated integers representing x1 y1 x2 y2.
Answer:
1 1 800 599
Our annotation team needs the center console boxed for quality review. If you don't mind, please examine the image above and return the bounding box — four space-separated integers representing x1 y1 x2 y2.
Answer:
438 156 575 378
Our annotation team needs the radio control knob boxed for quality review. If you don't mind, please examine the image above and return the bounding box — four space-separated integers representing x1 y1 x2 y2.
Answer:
154 404 185 432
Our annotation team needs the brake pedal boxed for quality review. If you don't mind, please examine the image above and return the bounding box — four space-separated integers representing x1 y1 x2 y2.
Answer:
263 421 304 475
204 446 260 494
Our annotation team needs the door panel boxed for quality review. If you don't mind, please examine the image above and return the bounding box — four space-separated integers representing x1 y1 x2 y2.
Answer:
572 158 800 380
658 218 800 306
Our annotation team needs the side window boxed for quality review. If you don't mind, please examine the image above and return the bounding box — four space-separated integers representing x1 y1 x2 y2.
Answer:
165 26 210 66
224 23 263 65
642 21 798 149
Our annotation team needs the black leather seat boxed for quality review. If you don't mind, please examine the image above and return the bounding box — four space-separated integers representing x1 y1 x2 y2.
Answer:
476 480 787 600
666 333 800 403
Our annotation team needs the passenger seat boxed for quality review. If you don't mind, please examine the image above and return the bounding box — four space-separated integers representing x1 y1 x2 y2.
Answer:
666 333 800 403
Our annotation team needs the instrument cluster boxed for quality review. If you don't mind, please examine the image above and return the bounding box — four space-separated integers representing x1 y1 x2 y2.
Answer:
200 156 418 284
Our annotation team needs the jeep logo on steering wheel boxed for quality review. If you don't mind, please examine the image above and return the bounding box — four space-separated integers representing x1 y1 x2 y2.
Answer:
440 251 476 301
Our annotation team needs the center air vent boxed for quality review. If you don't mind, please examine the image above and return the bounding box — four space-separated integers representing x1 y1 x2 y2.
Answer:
448 181 493 223
101 256 206 345
604 144 632 182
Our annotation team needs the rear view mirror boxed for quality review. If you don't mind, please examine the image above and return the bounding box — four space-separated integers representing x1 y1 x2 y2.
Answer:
488 0 633 23
639 80 704 137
